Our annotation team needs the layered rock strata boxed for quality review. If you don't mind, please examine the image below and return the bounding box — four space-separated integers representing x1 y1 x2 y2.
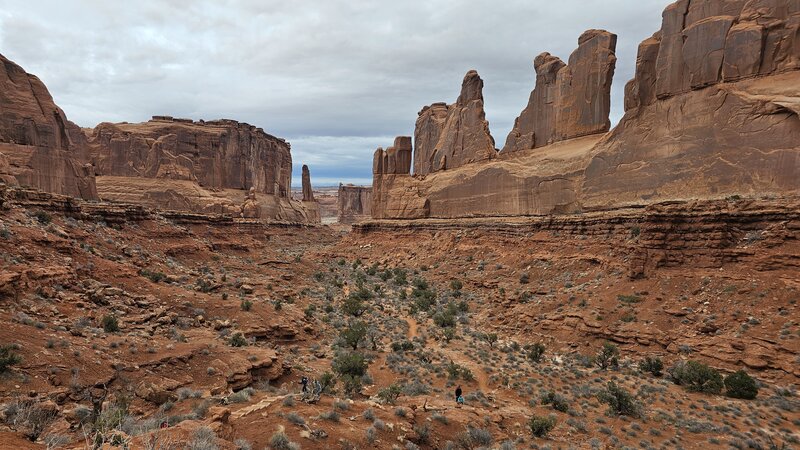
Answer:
502 30 617 153
373 2 800 220
413 71 496 176
0 53 97 199
89 117 319 223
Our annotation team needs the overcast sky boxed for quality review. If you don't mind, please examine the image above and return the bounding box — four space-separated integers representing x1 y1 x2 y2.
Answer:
0 0 667 186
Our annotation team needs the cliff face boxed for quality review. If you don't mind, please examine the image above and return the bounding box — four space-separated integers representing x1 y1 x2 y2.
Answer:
412 71 496 176
88 116 319 223
0 53 97 200
372 1 800 220
583 0 800 208
503 30 617 153
337 184 372 224
90 117 292 197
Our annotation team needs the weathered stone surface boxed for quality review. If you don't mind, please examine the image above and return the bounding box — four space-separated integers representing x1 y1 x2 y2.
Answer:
372 0 800 220
412 71 496 175
337 184 372 224
89 117 318 222
503 30 617 153
241 187 261 219
0 152 17 186
301 165 314 202
0 53 97 199
90 117 292 197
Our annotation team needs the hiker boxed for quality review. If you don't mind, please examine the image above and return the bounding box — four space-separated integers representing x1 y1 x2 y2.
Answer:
300 376 309 393
455 385 462 403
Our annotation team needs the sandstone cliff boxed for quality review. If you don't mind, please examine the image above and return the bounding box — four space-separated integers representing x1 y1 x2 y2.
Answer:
89 117 319 223
502 30 617 153
583 0 800 208
413 71 496 176
301 165 314 202
372 1 800 220
337 184 372 224
0 53 97 199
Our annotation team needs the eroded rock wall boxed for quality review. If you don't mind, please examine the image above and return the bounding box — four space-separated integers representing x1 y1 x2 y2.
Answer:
337 184 372 224
90 117 293 197
503 30 618 153
373 2 800 220
412 71 496 176
0 53 97 199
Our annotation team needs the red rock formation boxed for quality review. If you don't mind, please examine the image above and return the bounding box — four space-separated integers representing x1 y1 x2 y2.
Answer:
412 71 496 175
503 30 617 153
301 165 314 202
88 117 319 222
337 184 372 224
372 2 800 220
0 53 97 200
90 117 292 197
584 0 800 208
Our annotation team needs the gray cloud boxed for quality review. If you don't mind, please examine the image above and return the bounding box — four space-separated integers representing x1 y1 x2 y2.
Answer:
0 0 667 186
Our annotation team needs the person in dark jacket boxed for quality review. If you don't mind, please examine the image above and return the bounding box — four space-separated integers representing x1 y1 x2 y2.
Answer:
455 385 462 403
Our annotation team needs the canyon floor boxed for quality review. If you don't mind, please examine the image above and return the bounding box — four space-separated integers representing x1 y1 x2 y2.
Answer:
0 191 799 450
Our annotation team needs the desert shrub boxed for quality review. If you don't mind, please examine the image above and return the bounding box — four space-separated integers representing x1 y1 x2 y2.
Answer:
234 438 252 450
724 370 758 399
2 399 57 441
284 412 304 426
410 278 436 313
34 210 52 225
228 333 248 347
269 429 299 450
526 342 546 363
319 372 336 393
617 294 642 304
413 423 431 444
433 310 456 328
442 327 456 342
639 356 663 377
227 388 254 404
102 315 120 333
377 383 403 404
483 333 498 348
597 382 642 418
332 352 368 396
0 344 22 373
391 341 414 352
541 391 570 413
519 273 530 284
595 342 619 370
343 291 369 317
669 360 723 394
529 415 557 437
240 299 252 311
393 269 408 285
339 321 368 350
185 426 218 450
139 269 166 283
319 410 340 422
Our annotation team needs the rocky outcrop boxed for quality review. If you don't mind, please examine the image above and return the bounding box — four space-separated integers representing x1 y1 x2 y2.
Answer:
412 71 496 176
90 117 292 197
372 136 428 219
502 30 617 153
337 184 372 224
89 117 319 223
584 0 800 208
0 53 97 199
372 2 800 220
240 187 261 219
301 165 314 202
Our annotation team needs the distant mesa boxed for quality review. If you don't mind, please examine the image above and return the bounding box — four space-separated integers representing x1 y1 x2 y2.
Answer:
337 183 372 224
